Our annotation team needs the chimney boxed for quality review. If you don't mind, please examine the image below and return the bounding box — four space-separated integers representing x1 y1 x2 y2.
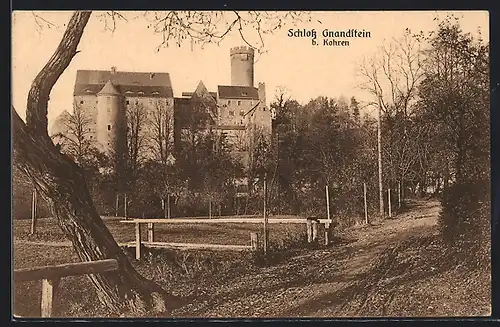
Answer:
111 66 117 74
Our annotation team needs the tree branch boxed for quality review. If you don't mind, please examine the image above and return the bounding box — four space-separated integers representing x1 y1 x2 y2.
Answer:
25 11 92 138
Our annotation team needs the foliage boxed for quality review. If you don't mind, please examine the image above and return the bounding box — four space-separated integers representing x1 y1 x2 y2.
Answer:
413 17 490 257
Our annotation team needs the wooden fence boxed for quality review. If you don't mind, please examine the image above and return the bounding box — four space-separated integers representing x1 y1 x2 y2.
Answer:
121 217 329 259
14 259 118 318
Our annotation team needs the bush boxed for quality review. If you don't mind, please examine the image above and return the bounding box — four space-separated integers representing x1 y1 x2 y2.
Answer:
439 180 490 264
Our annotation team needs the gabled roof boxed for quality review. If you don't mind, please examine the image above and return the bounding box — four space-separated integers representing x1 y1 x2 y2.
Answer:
218 85 259 100
190 81 217 123
97 80 121 96
74 69 173 97
49 110 72 137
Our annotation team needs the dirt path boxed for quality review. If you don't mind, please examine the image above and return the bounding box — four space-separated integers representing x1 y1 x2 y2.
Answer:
171 199 441 317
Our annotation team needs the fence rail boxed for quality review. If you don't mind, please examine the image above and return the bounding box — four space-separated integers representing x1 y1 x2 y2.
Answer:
14 259 118 318
121 217 331 259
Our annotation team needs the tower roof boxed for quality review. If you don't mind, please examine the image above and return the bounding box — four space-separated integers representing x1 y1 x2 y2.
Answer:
97 80 121 96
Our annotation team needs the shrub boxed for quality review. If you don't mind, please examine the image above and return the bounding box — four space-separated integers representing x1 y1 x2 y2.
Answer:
439 180 490 265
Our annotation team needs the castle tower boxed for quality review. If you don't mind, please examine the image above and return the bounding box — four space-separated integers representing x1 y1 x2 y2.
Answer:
96 79 127 168
230 46 254 87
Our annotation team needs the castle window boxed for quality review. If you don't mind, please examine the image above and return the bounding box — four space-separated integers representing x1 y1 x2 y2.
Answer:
90 135 93 139
229 110 235 117
107 124 111 131
227 100 231 105
126 100 130 105
237 101 241 106
88 128 91 132
80 100 84 104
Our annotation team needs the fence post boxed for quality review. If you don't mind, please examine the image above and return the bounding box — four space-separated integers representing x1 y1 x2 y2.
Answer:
135 223 141 260
41 278 59 317
312 220 318 242
324 222 331 246
147 223 154 243
250 232 259 251
306 220 312 243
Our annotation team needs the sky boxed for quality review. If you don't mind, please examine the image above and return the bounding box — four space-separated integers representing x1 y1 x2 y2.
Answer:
12 10 489 123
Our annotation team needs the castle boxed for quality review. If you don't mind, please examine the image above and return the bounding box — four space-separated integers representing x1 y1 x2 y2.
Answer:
51 46 273 170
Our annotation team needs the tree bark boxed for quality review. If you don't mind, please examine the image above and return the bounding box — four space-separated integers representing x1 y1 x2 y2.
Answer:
13 11 179 316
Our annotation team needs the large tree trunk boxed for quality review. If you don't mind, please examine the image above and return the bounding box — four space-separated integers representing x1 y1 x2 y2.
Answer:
13 11 179 316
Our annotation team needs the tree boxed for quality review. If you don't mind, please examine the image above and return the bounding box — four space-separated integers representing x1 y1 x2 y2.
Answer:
12 10 304 315
145 99 178 217
358 30 425 214
125 101 148 184
50 101 104 199
148 99 174 166
350 96 361 124
414 17 489 255
51 101 99 167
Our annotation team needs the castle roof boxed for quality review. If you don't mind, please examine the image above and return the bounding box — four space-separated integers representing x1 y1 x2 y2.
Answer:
182 91 217 99
190 81 217 123
217 85 259 100
74 69 174 98
97 80 121 96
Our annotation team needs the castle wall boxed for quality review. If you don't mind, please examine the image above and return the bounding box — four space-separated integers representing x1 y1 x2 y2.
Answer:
125 96 175 160
254 83 272 134
217 98 256 126
74 95 98 140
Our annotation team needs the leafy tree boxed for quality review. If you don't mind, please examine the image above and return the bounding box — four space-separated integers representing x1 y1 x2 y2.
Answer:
414 17 489 257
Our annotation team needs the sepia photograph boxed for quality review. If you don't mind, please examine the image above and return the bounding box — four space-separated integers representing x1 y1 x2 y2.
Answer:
11 10 491 319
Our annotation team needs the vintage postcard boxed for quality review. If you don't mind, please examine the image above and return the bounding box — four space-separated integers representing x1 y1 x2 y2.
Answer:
11 10 491 319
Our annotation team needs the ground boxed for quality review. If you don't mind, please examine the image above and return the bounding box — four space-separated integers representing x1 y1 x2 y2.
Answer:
12 199 491 318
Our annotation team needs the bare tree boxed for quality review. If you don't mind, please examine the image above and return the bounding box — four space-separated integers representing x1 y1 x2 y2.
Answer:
13 10 303 315
126 100 148 180
358 30 425 213
51 101 97 167
148 99 174 165
146 99 177 217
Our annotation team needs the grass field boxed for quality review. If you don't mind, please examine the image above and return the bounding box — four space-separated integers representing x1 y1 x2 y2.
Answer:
13 216 306 250
12 201 491 318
